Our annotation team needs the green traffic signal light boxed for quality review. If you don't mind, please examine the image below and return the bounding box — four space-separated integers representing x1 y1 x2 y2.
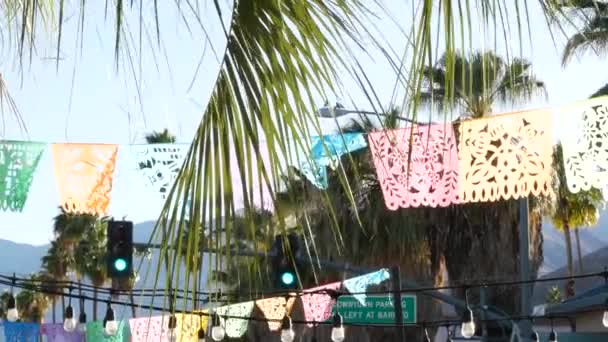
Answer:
113 258 128 272
280 271 296 286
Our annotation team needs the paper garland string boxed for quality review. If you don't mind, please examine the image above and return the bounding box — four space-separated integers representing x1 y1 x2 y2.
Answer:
215 301 256 338
129 315 176 342
0 141 46 212
343 268 391 304
256 297 296 331
40 323 84 342
368 125 459 209
3 321 40 342
557 96 608 193
85 321 129 342
300 282 342 327
52 144 118 215
458 110 553 202
298 133 367 189
131 144 187 200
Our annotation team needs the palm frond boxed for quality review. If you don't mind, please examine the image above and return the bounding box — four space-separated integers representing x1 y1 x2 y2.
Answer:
562 16 608 65
147 0 372 305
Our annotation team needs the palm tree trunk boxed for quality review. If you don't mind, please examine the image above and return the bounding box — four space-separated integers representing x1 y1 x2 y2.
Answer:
93 289 98 321
575 228 584 273
563 222 574 277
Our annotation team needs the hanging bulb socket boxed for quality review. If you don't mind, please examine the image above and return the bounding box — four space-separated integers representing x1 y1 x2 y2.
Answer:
78 311 87 333
531 331 539 342
549 330 558 342
65 306 74 319
197 326 206 340
103 303 118 336
104 305 115 325
168 315 177 330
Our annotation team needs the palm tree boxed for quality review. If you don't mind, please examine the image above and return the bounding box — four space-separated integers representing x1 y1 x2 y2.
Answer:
4 2 603 337
559 1 608 96
549 144 603 281
73 218 109 320
420 51 546 119
144 129 176 144
41 240 70 323
15 274 52 323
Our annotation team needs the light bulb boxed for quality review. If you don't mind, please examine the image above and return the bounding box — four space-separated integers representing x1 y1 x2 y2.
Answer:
6 295 18 322
168 331 177 342
549 330 558 342
64 306 77 332
331 313 345 342
280 328 295 342
211 326 225 341
330 326 345 342
104 320 119 336
460 308 475 338
77 322 87 333
64 317 77 332
6 308 19 322
603 310 608 327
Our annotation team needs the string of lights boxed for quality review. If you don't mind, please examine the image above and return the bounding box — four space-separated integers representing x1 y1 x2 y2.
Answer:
2 268 606 300
0 275 604 342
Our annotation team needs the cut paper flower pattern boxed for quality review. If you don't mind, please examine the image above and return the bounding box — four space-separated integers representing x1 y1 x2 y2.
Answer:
131 144 187 200
558 97 608 192
368 125 459 209
0 140 45 212
52 144 118 215
458 111 553 202
300 282 342 327
298 133 367 189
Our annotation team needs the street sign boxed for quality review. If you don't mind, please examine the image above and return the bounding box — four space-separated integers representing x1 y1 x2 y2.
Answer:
330 295 417 325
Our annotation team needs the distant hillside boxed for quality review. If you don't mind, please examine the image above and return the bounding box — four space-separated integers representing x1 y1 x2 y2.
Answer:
533 244 608 306
540 223 607 275
0 239 48 275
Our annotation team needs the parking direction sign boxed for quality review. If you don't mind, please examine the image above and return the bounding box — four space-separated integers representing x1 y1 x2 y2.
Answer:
330 295 417 324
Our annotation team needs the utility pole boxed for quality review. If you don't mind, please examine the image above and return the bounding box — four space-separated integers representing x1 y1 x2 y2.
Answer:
390 267 405 342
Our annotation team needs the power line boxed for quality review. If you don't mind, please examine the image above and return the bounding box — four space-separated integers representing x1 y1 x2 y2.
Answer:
2 268 605 301
0 277 601 329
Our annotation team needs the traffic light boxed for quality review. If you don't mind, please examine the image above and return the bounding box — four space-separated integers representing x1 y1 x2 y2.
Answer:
107 220 133 278
270 233 303 289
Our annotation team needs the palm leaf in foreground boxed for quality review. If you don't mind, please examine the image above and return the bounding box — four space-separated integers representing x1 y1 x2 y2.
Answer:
145 0 371 312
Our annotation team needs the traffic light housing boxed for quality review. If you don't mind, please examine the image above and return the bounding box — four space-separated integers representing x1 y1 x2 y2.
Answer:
107 220 133 279
270 233 303 289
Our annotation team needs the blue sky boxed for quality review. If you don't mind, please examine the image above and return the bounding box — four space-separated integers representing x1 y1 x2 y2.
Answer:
1 1 607 245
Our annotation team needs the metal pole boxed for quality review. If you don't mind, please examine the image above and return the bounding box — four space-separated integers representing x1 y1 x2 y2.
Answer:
480 286 488 342
390 266 405 342
519 197 532 341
